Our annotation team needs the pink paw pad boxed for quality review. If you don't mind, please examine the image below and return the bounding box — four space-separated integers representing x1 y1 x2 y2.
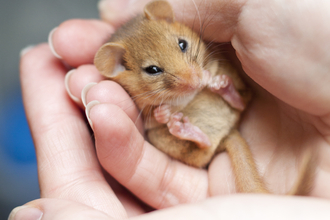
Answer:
167 113 211 149
154 104 171 124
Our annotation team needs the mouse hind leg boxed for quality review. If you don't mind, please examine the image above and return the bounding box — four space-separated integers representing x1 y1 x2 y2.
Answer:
148 125 218 168
220 129 269 193
166 112 212 149
154 105 212 149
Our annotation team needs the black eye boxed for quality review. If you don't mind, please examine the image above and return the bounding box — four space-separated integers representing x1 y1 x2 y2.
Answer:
178 39 188 52
144 65 163 75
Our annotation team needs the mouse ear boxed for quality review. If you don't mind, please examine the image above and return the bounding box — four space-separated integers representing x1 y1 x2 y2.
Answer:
94 42 126 78
144 0 174 23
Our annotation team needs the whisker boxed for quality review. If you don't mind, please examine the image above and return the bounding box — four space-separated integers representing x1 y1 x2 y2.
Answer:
121 88 165 113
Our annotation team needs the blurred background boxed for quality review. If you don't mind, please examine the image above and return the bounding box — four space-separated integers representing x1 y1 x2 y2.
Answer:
0 1 99 218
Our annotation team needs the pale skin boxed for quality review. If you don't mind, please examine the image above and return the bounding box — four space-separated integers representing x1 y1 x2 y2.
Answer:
11 0 330 219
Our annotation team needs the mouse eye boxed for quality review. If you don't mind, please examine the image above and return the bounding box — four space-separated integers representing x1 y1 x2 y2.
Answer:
144 65 163 75
178 39 188 52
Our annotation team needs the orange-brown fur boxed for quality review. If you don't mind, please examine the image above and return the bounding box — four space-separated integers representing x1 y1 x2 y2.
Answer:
94 0 314 194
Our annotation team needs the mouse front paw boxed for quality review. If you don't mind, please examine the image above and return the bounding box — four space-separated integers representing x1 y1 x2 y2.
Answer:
208 74 245 111
167 113 211 149
153 104 172 124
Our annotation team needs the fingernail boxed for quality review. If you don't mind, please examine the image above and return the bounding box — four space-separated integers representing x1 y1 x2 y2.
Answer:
98 0 108 10
98 0 117 22
81 82 98 107
98 0 130 23
8 206 43 220
85 100 101 130
64 69 81 104
19 45 35 57
48 27 62 59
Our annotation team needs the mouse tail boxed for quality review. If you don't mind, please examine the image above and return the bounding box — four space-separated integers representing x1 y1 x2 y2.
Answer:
286 147 317 196
223 129 269 193
223 129 316 195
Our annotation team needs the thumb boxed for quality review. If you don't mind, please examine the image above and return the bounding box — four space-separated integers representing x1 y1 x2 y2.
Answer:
8 195 330 220
98 0 152 28
8 198 113 220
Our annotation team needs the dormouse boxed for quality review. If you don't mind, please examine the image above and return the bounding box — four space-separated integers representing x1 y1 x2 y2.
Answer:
94 0 314 194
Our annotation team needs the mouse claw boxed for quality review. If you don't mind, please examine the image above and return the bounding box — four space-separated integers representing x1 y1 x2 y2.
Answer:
154 104 172 124
201 70 212 87
208 74 245 111
167 113 211 149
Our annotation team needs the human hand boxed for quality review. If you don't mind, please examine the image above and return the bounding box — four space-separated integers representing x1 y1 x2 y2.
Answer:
9 195 330 220
99 0 330 113
13 0 330 219
19 22 146 218
64 0 330 198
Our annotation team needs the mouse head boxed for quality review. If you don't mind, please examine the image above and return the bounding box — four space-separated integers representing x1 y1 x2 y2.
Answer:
95 0 208 107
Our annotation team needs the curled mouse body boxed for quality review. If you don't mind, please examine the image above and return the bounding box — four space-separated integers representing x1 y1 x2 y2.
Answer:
94 0 314 194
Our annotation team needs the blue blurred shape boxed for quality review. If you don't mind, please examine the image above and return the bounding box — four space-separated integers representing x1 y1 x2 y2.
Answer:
0 90 36 163
0 90 39 218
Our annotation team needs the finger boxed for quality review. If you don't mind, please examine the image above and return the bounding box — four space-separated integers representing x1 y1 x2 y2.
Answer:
20 44 127 218
98 0 151 28
231 1 330 115
208 153 236 195
10 195 330 220
50 19 114 67
9 198 112 220
65 64 104 107
98 0 245 42
83 80 144 134
87 103 209 209
104 174 149 217
133 195 330 220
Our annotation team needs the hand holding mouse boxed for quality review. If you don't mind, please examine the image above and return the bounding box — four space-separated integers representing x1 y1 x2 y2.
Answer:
13 0 330 219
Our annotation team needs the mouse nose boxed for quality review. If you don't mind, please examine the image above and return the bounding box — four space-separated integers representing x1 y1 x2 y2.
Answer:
179 67 203 92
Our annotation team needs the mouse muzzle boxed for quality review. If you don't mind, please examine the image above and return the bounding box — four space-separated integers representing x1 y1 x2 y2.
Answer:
177 67 205 93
